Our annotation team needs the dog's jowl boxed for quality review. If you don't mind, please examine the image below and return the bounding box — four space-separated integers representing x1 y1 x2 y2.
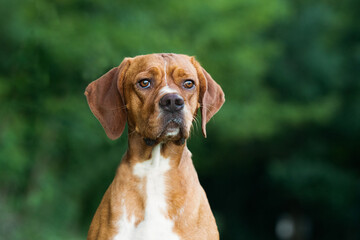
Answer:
85 53 225 240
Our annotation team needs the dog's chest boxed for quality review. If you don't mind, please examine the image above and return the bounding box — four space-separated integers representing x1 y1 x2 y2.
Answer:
113 145 180 240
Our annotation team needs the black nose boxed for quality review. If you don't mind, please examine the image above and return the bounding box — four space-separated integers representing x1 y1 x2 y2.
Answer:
159 94 184 112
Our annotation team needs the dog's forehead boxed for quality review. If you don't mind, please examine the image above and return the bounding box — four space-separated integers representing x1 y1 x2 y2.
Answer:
129 54 197 76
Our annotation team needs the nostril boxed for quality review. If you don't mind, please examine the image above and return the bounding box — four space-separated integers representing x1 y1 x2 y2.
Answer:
175 98 184 106
159 97 170 107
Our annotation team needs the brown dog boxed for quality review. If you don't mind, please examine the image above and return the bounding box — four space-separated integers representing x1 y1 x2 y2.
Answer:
85 53 225 240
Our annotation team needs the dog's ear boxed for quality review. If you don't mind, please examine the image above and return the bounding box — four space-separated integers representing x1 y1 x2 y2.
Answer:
191 57 225 138
85 58 131 140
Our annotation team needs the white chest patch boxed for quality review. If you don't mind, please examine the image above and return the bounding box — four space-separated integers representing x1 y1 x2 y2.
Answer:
113 145 180 240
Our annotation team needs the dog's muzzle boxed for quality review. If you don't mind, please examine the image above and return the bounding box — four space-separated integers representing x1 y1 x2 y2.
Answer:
159 94 185 133
143 93 186 146
159 93 185 131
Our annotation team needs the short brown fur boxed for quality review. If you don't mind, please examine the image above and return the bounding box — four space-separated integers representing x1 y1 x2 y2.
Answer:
85 53 225 240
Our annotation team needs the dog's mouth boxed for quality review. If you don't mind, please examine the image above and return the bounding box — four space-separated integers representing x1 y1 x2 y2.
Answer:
160 120 182 139
143 116 187 146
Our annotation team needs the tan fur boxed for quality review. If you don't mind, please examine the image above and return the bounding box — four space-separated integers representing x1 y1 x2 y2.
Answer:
85 53 225 240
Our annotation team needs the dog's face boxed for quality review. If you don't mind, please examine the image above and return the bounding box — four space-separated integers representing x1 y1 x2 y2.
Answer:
85 53 224 142
123 54 200 142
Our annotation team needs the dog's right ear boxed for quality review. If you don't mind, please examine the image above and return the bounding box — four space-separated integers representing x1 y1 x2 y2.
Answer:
85 58 131 140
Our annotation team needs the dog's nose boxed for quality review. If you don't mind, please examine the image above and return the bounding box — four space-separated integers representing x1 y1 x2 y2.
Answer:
159 94 184 112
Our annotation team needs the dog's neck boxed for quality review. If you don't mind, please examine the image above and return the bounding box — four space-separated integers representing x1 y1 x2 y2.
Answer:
125 131 188 167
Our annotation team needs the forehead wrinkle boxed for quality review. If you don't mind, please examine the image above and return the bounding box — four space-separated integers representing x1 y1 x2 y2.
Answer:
171 67 195 79
146 66 161 75
135 66 161 79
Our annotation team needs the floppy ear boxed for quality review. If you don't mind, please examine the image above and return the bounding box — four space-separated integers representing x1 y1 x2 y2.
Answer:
84 59 131 140
191 58 225 138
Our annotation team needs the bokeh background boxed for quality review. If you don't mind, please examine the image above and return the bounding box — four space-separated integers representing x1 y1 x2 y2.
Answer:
1 0 359 239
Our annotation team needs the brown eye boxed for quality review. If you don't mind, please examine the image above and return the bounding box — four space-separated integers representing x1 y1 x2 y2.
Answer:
138 79 151 88
183 80 195 89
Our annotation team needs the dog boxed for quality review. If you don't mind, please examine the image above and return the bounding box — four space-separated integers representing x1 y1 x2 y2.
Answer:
85 53 225 240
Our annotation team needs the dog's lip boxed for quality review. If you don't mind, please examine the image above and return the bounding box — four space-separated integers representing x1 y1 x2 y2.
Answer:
164 121 180 131
164 127 180 137
167 117 182 125
157 119 183 138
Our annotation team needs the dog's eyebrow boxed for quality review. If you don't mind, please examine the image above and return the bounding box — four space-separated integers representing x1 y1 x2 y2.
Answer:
136 67 162 78
172 67 194 79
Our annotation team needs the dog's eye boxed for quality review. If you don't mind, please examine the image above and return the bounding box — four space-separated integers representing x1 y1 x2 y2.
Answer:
183 80 195 89
138 79 151 88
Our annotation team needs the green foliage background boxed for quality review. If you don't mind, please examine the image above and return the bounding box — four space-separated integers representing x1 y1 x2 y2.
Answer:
1 0 359 239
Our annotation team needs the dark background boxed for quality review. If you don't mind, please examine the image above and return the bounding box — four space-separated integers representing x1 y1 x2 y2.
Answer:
1 0 359 239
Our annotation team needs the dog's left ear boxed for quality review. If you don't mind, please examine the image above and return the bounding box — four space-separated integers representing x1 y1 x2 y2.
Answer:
85 58 131 140
191 57 225 138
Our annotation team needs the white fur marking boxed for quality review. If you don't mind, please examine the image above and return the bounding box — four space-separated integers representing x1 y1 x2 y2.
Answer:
159 86 178 97
113 145 180 240
165 128 180 137
164 60 168 86
113 207 136 240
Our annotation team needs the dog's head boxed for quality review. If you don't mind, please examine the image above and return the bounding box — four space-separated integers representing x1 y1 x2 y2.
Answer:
85 53 224 143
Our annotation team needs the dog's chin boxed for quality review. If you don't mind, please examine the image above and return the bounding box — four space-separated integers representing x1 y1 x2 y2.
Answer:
141 115 190 145
144 120 188 144
159 121 185 141
163 127 180 138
